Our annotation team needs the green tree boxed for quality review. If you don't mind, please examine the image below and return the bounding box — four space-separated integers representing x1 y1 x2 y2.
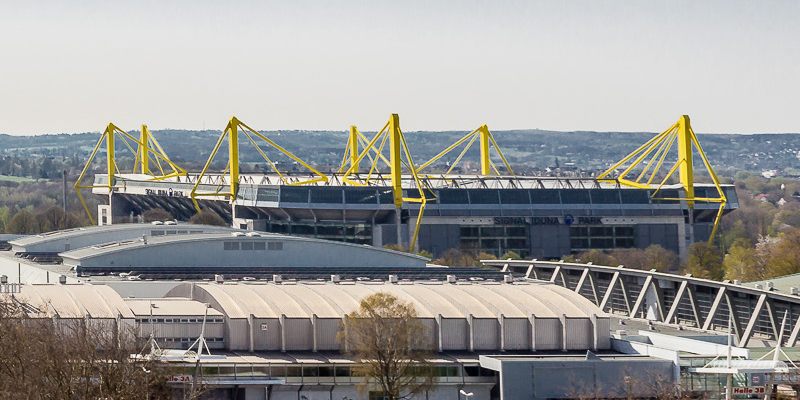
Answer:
430 248 494 267
763 229 800 278
500 250 521 260
682 242 724 280
340 293 434 400
6 209 38 234
0 206 9 232
723 238 764 282
563 249 617 266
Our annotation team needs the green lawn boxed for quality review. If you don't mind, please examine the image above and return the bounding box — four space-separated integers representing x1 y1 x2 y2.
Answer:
0 175 37 183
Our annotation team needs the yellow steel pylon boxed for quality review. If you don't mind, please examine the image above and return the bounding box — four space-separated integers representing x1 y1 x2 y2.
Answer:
596 115 727 243
415 124 514 176
190 116 328 212
74 123 186 225
340 114 428 252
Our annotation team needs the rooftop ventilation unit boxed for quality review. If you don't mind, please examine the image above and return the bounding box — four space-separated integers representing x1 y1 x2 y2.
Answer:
388 274 398 284
58 275 67 284
214 274 224 284
273 274 283 284
503 274 513 284
446 275 457 284
331 274 341 284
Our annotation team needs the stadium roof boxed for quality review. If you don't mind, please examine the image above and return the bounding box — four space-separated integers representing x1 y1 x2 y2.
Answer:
121 172 735 191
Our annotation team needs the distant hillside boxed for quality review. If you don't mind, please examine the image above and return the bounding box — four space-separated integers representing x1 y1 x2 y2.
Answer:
2 128 800 179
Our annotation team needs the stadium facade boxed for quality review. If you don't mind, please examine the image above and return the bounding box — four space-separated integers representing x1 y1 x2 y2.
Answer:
97 173 738 261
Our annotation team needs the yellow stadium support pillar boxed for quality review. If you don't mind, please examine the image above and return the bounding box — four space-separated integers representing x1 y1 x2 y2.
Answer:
106 124 115 190
228 117 240 201
349 125 360 172
139 124 150 174
677 115 694 206
479 124 491 175
596 114 727 245
388 114 403 208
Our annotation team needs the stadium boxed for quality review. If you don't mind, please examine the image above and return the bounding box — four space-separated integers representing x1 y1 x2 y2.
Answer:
80 114 737 261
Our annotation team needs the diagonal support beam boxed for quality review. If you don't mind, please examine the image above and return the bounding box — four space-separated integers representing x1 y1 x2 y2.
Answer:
525 263 536 280
740 294 767 347
764 299 781 341
725 292 743 342
787 312 800 347
631 275 653 319
587 271 600 306
703 287 726 331
574 268 589 294
665 280 689 325
549 265 561 284
600 271 621 311
618 277 632 315
685 285 703 328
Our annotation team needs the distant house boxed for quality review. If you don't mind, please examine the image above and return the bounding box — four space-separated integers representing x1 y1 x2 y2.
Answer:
761 169 779 179
754 193 770 203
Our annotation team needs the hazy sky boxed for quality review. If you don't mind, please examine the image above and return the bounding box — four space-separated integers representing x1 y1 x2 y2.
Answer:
1 1 798 135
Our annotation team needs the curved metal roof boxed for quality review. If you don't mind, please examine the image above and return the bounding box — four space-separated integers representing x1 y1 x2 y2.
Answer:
168 281 605 320
10 223 237 253
4 283 133 319
60 233 428 269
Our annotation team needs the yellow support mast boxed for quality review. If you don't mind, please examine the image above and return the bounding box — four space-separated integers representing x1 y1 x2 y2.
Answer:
341 114 427 252
137 124 150 174
416 124 515 176
190 116 328 212
75 123 186 225
597 115 727 243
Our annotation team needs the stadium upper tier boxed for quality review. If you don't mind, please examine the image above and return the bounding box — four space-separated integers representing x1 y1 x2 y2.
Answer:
94 173 737 215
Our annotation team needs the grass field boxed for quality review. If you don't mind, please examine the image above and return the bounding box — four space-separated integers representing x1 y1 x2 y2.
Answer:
0 175 36 183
